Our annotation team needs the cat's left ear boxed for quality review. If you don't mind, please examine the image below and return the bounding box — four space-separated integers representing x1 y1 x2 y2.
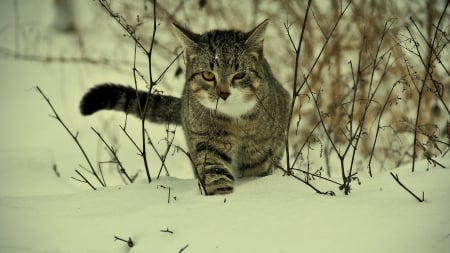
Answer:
172 23 201 50
244 19 269 55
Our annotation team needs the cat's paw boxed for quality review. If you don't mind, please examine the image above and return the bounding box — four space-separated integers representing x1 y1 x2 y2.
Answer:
203 168 234 195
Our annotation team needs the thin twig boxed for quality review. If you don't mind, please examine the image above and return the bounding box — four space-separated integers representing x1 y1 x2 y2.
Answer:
284 0 313 176
290 119 321 172
120 125 143 154
406 25 432 173
410 3 450 77
36 86 105 187
291 168 341 185
390 172 424 202
132 40 152 183
160 227 174 234
73 169 97 190
143 129 170 179
294 1 352 97
91 127 134 184
97 0 148 54
277 166 335 196
178 244 189 253
175 145 207 195
407 3 450 172
138 0 159 183
156 126 177 178
113 236 134 248
157 185 172 204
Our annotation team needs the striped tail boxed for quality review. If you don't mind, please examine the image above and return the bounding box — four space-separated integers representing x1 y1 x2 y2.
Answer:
80 83 182 124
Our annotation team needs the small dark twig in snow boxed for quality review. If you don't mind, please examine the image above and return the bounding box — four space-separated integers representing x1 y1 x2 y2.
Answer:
113 236 134 247
160 227 174 234
390 172 425 202
52 164 60 177
277 166 335 196
178 244 189 253
157 185 173 203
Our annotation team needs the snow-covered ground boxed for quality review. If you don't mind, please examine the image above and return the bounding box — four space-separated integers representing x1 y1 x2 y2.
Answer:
1 151 449 253
0 1 449 253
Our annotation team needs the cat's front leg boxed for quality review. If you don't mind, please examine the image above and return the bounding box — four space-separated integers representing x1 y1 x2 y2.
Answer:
237 139 282 178
193 140 236 195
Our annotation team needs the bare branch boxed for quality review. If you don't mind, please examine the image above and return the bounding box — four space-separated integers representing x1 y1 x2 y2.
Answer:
73 169 97 190
390 172 424 202
91 127 134 184
36 86 105 188
178 244 189 253
174 145 207 195
113 236 134 248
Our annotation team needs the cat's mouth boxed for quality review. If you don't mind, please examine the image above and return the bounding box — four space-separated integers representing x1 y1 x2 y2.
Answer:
195 88 257 118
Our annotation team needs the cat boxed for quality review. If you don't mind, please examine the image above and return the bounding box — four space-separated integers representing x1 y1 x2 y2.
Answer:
80 19 290 195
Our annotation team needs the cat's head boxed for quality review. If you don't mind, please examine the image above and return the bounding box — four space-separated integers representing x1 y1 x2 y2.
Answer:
173 20 269 118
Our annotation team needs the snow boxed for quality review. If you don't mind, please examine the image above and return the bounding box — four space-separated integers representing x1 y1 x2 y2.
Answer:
0 156 449 253
0 1 449 253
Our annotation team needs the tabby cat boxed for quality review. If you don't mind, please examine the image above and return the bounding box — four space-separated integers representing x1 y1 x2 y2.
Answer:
80 20 290 195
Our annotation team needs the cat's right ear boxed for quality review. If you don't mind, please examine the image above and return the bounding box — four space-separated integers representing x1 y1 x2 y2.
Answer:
172 23 200 50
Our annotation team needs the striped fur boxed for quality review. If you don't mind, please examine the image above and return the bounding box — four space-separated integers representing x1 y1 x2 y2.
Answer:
80 20 290 195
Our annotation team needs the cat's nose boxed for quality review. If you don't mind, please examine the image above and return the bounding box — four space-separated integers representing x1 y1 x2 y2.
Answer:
219 91 230 101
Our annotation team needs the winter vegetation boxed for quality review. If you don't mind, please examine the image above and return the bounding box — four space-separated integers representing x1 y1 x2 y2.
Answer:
0 0 448 252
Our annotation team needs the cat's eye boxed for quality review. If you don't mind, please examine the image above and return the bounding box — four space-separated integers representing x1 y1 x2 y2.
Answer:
202 71 216 81
233 72 246 81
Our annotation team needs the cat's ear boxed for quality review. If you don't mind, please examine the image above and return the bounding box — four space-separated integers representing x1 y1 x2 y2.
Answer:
244 19 269 54
172 23 201 50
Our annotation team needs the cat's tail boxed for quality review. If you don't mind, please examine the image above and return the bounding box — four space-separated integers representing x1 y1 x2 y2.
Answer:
80 83 182 125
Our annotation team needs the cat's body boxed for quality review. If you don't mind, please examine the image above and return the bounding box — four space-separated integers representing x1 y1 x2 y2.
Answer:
80 20 290 195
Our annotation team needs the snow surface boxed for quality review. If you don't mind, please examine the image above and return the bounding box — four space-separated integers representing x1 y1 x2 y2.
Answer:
0 154 449 253
0 1 449 253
